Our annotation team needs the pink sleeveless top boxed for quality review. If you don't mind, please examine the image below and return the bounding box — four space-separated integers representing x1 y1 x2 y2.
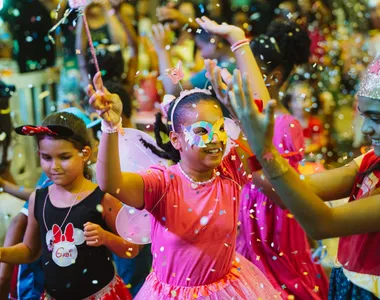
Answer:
337 150 380 295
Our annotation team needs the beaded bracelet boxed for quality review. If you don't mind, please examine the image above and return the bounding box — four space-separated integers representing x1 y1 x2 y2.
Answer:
101 117 124 135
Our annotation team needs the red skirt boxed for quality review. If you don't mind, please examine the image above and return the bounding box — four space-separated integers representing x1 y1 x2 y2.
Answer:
40 275 132 300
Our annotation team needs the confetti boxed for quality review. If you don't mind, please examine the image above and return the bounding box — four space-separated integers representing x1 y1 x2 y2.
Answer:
96 204 103 213
200 216 209 226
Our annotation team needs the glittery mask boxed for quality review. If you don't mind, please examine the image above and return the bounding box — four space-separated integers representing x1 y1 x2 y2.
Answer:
182 118 227 148
357 55 380 99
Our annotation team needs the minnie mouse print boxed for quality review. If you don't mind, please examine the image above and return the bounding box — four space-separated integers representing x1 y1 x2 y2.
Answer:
45 223 85 267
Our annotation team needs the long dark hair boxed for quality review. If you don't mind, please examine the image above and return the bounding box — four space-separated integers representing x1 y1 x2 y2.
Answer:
250 19 311 84
140 92 220 163
37 112 93 180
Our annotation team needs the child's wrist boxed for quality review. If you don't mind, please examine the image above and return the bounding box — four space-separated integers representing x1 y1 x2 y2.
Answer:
227 29 246 45
101 231 109 246
101 118 124 135
230 38 250 53
257 150 289 180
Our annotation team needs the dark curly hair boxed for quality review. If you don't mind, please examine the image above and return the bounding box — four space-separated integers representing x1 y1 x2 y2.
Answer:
140 92 220 163
37 112 93 180
250 19 311 84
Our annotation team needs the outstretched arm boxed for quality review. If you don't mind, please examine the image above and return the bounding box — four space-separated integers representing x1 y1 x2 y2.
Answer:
196 17 270 106
88 73 145 209
101 0 126 47
229 69 379 240
0 213 28 298
0 177 33 200
0 192 41 264
150 24 193 95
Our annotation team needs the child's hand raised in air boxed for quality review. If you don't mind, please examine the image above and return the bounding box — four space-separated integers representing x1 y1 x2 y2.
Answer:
229 69 276 157
87 72 123 127
84 222 107 247
151 23 172 52
204 59 236 119
195 16 246 45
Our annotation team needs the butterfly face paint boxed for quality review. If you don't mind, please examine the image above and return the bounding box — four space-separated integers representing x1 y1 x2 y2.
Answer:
182 118 228 148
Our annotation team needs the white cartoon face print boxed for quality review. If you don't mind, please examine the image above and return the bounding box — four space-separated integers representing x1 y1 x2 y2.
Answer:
45 223 85 267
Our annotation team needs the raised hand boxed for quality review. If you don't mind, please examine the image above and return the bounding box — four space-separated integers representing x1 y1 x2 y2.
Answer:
229 70 276 157
204 59 236 119
151 23 172 52
87 72 123 127
195 16 246 44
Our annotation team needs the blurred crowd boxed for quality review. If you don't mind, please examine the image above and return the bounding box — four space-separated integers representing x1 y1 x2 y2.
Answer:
0 0 380 168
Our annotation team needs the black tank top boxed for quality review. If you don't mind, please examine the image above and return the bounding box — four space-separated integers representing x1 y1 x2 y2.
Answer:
34 187 115 299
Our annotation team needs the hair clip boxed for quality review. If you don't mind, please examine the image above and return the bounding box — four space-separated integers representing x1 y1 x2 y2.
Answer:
15 125 74 137
165 61 185 90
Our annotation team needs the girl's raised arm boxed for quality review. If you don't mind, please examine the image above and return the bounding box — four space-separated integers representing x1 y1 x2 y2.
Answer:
0 191 41 264
229 70 380 240
88 73 145 209
196 17 270 107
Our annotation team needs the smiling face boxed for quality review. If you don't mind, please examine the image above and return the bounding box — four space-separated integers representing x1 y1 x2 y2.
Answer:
170 101 226 172
38 137 91 187
358 96 380 156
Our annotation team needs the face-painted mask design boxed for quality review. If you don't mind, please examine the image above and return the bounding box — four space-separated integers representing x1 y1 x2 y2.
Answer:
182 118 228 148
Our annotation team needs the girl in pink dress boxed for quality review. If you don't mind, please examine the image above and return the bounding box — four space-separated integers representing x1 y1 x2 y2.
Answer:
197 17 329 299
88 70 279 299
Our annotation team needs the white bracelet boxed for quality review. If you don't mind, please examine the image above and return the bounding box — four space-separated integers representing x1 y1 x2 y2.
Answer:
101 118 123 134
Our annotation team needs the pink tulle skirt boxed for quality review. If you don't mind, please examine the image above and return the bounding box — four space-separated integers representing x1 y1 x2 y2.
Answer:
134 253 280 299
